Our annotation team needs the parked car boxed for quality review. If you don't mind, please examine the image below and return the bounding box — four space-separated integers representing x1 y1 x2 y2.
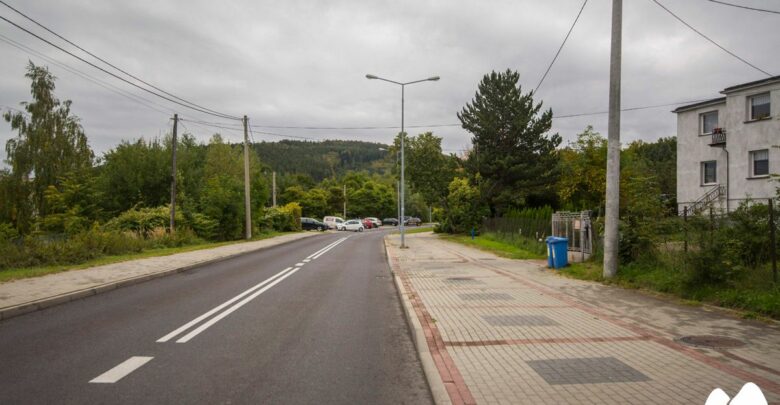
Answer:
323 216 345 230
343 219 364 232
403 216 422 226
383 218 399 226
365 217 382 228
362 218 374 229
301 217 327 231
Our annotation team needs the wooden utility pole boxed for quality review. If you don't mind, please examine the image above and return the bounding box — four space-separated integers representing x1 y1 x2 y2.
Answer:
243 115 252 240
170 113 178 235
272 171 277 207
603 0 622 279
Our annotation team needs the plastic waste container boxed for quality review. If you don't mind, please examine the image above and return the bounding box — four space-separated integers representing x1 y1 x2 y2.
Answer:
545 236 569 269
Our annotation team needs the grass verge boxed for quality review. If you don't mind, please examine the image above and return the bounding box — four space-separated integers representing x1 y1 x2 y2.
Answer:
0 231 297 283
562 260 779 320
440 233 546 260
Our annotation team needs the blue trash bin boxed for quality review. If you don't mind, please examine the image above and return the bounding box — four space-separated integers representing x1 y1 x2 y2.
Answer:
545 236 556 268
546 237 569 269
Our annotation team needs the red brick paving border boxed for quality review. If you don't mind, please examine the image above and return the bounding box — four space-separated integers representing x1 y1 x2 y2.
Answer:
439 245 780 396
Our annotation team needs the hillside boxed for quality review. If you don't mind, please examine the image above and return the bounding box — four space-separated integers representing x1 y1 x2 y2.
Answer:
253 139 390 181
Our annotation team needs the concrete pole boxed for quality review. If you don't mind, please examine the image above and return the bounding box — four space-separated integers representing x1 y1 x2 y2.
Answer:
603 0 622 279
343 184 347 218
169 113 178 234
243 115 252 240
400 85 406 248
272 171 277 207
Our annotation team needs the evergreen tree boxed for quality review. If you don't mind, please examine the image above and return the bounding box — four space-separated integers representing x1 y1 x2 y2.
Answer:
457 69 561 216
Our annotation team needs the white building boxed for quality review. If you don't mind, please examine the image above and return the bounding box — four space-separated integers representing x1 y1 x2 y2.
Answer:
674 76 779 213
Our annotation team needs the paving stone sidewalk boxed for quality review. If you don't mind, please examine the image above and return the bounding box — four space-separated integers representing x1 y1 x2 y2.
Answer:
387 232 780 405
0 232 321 320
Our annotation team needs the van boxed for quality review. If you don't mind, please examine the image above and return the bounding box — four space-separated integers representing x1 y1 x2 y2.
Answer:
323 216 345 230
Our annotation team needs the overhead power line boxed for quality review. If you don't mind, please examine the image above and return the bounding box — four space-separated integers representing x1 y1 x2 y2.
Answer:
0 33 174 117
706 0 780 14
0 0 240 120
534 0 588 94
650 0 773 77
0 14 242 120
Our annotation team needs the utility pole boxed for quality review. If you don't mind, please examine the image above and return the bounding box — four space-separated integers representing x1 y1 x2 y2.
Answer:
169 113 178 235
272 171 277 207
397 180 401 225
343 184 347 218
603 0 622 279
243 115 252 240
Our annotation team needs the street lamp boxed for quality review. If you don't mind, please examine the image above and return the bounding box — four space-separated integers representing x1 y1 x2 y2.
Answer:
366 74 439 248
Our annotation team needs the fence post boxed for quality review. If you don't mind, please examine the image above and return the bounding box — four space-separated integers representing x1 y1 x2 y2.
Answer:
580 211 586 262
770 198 777 284
683 206 688 254
709 205 714 247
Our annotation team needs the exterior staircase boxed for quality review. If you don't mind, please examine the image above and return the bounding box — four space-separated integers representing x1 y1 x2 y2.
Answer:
686 184 724 214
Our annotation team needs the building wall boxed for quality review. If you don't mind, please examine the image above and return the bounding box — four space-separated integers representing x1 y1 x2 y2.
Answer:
721 85 780 208
676 102 727 210
676 83 779 212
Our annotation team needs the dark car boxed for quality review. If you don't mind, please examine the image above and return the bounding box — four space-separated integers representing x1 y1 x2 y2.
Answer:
301 217 327 231
383 218 399 226
403 216 422 226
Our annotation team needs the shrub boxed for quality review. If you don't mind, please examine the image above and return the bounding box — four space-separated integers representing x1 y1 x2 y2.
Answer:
104 205 181 237
257 203 301 233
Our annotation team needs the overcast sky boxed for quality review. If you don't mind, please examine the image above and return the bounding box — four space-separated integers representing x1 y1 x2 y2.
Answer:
0 0 778 162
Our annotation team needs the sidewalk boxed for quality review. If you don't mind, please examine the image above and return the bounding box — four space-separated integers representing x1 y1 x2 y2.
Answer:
386 232 780 405
0 232 321 321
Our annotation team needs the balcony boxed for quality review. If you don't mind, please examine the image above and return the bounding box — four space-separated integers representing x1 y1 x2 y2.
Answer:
709 128 726 146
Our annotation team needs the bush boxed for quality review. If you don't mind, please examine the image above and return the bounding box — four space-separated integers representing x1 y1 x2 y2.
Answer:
0 222 19 242
257 202 302 233
185 212 220 241
104 205 181 237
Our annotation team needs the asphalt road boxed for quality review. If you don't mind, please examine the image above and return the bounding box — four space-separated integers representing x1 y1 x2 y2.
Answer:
0 228 432 404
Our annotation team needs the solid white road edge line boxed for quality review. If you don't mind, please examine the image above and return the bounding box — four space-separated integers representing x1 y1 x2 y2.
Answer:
157 267 293 343
175 267 301 343
89 356 153 384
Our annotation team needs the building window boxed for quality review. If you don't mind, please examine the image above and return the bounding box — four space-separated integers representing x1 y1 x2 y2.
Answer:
749 93 770 120
700 111 718 134
701 161 717 185
750 149 769 177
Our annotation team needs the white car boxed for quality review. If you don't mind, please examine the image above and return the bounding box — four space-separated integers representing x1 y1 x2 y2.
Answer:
342 219 364 232
365 217 382 227
323 216 345 230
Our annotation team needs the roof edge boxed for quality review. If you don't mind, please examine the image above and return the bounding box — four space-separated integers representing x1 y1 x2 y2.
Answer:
672 97 726 114
721 75 780 94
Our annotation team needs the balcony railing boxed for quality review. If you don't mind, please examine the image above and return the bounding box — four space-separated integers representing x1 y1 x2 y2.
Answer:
710 128 726 146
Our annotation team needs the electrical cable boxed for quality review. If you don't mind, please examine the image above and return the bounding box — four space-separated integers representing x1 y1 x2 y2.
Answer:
534 0 588 94
0 33 174 117
0 0 239 119
650 0 773 76
0 14 242 120
706 0 780 14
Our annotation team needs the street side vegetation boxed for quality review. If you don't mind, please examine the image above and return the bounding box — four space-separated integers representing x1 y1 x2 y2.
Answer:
1 62 778 319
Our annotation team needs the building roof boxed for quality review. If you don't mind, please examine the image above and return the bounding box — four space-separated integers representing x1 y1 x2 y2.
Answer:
721 75 780 94
672 97 726 114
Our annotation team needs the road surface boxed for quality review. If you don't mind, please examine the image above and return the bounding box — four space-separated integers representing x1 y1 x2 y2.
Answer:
0 229 432 404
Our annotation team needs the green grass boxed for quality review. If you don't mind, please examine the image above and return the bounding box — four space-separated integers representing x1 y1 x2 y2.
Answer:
392 225 435 235
440 233 547 260
561 259 780 320
0 231 296 283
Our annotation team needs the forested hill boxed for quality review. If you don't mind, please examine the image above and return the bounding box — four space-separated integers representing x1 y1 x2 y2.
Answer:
253 139 390 181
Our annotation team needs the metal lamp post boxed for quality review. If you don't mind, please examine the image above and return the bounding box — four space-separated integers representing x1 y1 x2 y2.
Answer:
366 74 439 248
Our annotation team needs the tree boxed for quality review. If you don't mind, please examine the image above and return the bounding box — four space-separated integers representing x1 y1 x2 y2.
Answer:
3 62 93 232
458 69 561 216
97 138 169 216
440 177 488 233
557 126 608 210
404 132 459 208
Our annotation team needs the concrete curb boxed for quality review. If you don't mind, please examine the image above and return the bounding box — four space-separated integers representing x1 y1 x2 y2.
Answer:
0 232 322 321
384 237 452 405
